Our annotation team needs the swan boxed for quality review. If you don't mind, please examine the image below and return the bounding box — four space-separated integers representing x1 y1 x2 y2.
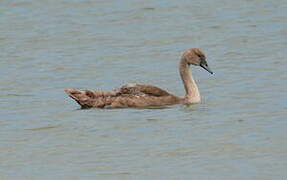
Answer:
64 48 213 108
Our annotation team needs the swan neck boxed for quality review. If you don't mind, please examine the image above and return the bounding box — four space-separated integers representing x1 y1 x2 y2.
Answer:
179 58 201 103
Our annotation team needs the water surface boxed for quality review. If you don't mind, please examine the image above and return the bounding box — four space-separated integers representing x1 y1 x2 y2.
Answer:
1 0 287 179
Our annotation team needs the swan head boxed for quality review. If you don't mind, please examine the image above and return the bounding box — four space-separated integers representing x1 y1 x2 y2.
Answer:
182 48 213 74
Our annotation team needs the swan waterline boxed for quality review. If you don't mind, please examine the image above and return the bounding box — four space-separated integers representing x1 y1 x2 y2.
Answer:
64 48 213 108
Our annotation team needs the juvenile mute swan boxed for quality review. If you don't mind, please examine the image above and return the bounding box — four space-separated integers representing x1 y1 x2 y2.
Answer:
64 48 213 108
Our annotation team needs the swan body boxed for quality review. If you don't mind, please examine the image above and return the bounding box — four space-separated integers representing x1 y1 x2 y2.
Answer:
64 48 213 108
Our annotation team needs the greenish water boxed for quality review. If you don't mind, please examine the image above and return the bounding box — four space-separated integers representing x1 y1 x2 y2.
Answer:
1 0 287 179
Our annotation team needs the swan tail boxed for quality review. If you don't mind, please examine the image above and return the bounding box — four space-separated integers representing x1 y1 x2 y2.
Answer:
64 89 115 108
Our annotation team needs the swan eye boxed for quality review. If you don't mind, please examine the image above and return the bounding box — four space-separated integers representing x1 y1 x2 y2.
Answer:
198 54 204 58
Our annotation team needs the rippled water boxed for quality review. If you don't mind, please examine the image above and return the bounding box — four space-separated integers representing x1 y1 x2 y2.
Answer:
1 0 287 179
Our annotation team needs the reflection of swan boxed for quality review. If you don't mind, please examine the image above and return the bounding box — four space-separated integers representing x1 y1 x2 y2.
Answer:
64 48 213 108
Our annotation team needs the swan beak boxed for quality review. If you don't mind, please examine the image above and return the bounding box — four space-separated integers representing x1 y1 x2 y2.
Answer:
200 63 213 74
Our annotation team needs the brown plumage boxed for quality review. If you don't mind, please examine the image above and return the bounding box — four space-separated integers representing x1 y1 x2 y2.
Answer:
64 48 213 109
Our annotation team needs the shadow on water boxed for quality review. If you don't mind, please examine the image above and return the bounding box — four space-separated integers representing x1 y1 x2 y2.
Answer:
76 105 174 110
0 94 33 97
23 125 60 132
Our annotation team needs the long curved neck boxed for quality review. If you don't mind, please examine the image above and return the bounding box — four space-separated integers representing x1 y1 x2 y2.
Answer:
179 57 201 104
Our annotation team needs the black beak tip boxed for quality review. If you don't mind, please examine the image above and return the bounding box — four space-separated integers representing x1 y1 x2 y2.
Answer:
200 64 213 75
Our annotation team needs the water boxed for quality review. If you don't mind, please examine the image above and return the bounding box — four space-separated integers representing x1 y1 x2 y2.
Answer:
1 0 287 179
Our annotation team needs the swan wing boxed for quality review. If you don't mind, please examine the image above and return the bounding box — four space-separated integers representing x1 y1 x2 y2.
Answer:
120 84 172 97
